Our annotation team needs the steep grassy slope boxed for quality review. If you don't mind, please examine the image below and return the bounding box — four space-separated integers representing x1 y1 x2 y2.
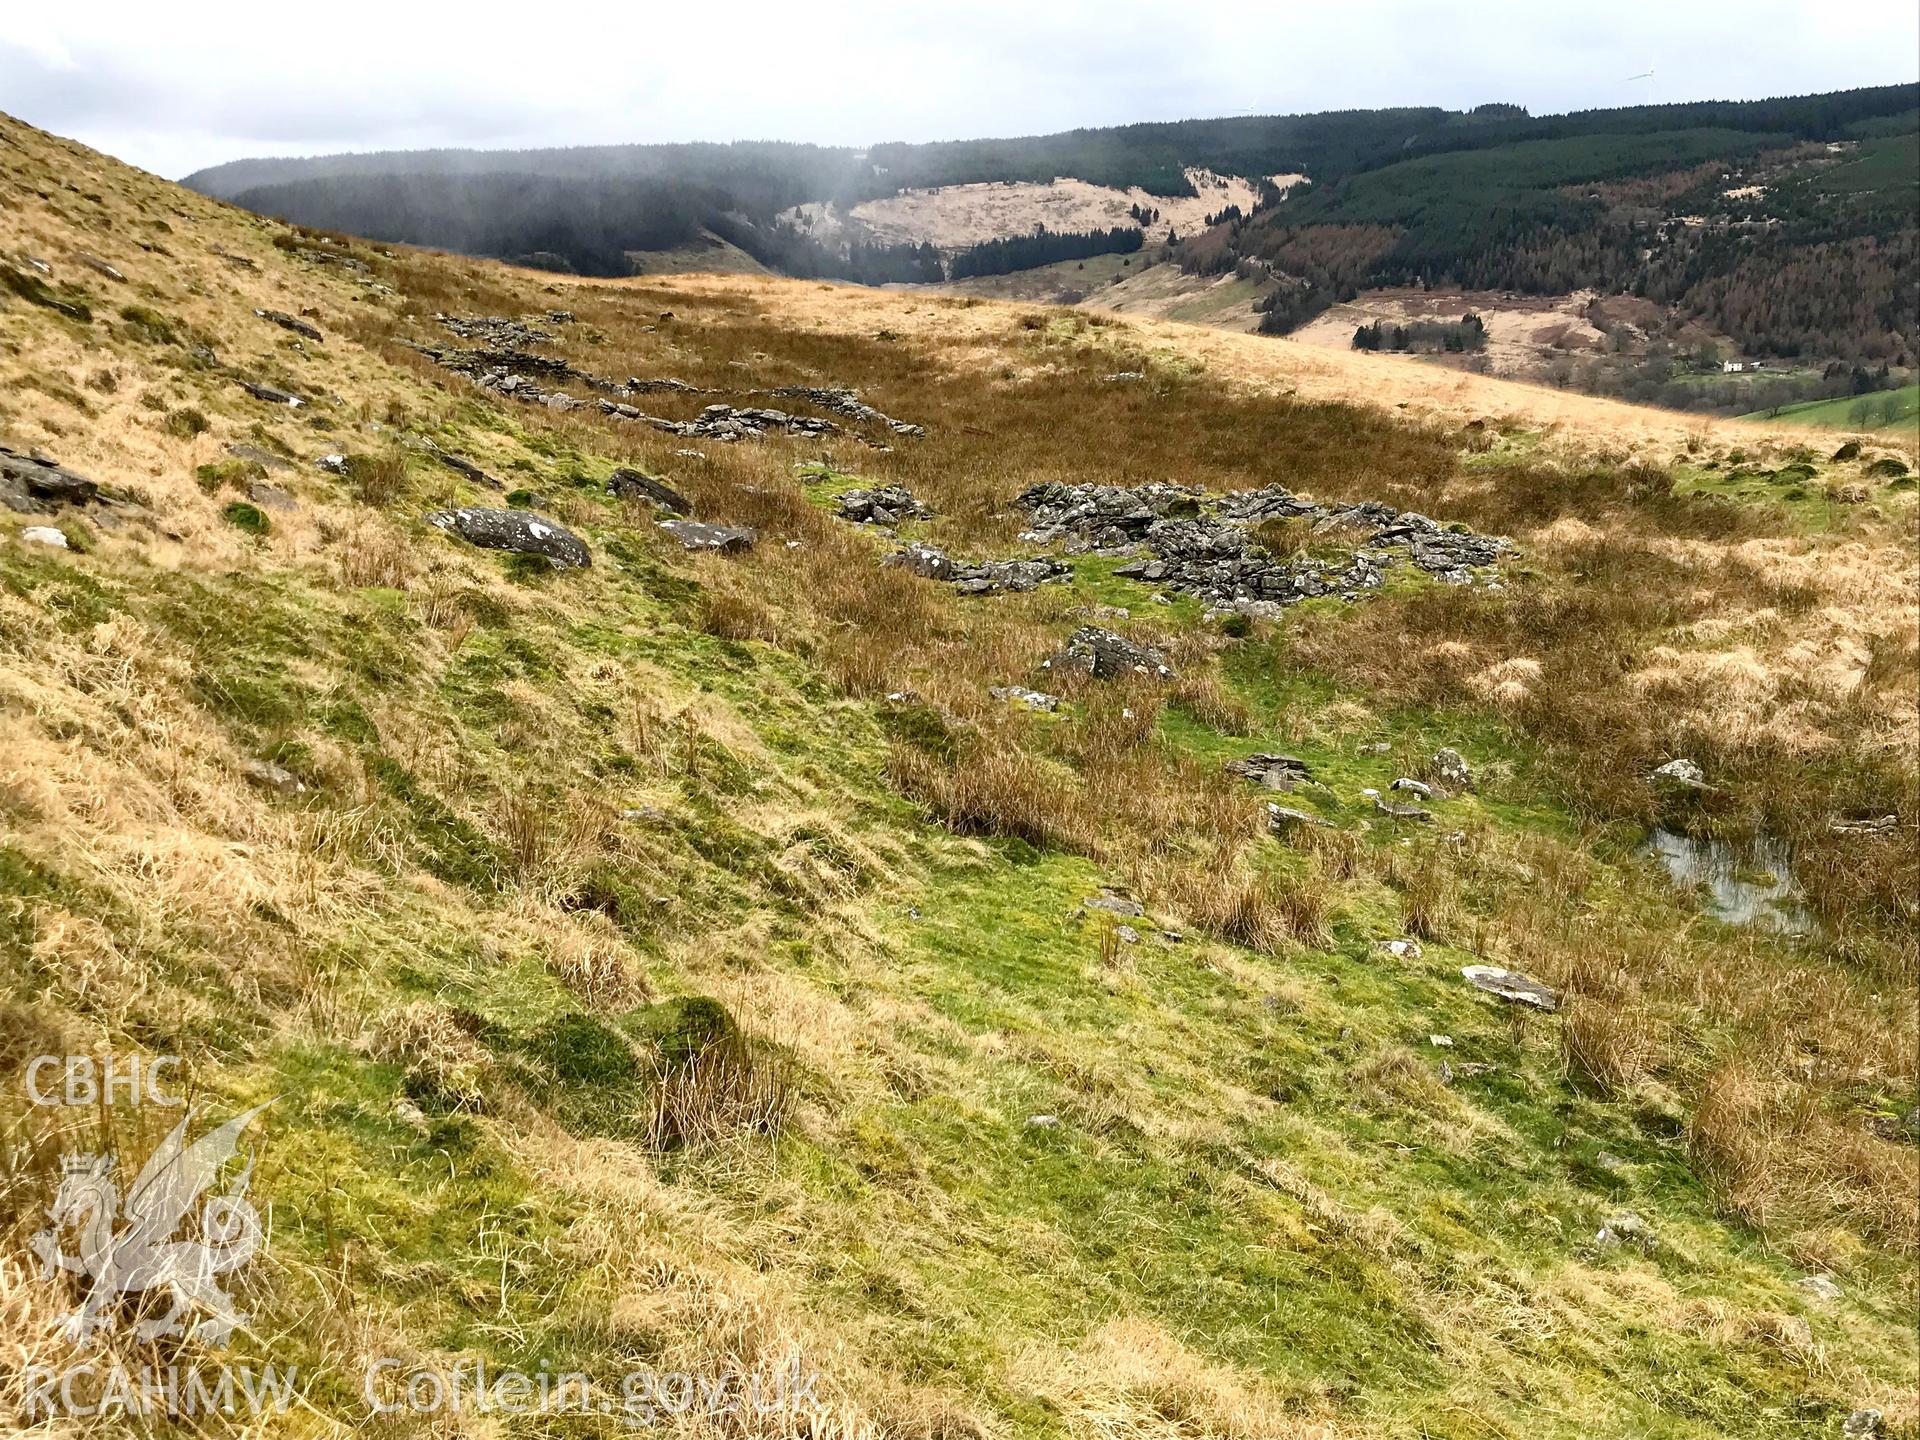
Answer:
2 111 1917 1439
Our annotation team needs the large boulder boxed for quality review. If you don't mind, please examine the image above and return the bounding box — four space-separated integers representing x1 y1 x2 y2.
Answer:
424 507 590 568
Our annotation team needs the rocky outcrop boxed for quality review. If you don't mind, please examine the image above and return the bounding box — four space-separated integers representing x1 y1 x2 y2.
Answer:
608 468 690 514
424 507 590 568
237 379 304 407
835 485 930 526
1 446 99 513
254 308 322 341
1043 626 1174 681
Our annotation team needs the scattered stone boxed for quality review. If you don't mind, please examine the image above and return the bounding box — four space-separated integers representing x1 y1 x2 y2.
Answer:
1358 741 1392 756
1798 1274 1842 1303
1366 788 1432 821
1 446 99 513
1116 925 1140 945
1390 777 1434 799
1461 964 1559 1012
989 685 1060 712
1844 1409 1883 1437
317 454 349 475
1103 371 1146 383
19 525 68 548
1026 1114 1060 1130
619 805 670 825
1266 804 1328 833
658 519 755 554
608 468 690 514
1649 758 1708 790
835 484 931 526
1225 753 1311 790
245 481 296 512
240 757 307 796
1043 626 1173 681
1084 890 1145 919
1595 1211 1658 1251
254 307 322 341
1829 814 1897 836
1429 1034 1454 1047
393 1097 430 1132
673 448 707 461
424 507 591 568
1377 938 1423 960
237 379 304 407
1430 747 1474 792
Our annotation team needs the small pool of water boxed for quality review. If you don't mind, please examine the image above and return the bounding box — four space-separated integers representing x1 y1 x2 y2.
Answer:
1643 828 1815 935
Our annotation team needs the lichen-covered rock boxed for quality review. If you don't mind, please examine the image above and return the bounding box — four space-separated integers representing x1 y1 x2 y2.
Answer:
1649 758 1708 790
1430 747 1474 792
425 506 590 568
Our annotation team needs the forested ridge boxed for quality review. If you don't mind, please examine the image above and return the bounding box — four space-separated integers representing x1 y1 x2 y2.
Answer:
186 85 1918 362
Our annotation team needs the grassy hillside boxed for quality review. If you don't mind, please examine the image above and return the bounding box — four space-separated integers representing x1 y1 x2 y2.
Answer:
3 109 1918 1439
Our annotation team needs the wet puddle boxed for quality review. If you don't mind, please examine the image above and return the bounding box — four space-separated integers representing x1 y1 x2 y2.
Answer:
1643 828 1814 936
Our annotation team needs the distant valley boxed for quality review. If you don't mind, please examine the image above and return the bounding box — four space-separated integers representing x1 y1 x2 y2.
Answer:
186 87 1919 420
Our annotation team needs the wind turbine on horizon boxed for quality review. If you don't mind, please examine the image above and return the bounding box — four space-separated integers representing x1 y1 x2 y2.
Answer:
1624 66 1657 107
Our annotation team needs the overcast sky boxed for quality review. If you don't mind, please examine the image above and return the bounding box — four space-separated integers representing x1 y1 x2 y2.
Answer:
4 1 1916 180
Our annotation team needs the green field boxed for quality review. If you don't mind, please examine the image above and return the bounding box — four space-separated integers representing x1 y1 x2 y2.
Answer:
1739 384 1920 431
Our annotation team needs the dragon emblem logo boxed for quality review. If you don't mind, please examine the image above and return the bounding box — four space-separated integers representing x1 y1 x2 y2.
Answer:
30 1101 272 1347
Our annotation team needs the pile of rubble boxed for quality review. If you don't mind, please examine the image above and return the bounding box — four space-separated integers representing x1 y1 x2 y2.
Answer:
1009 481 1508 615
1016 482 1205 549
639 404 839 443
883 543 1070 595
835 485 931 526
